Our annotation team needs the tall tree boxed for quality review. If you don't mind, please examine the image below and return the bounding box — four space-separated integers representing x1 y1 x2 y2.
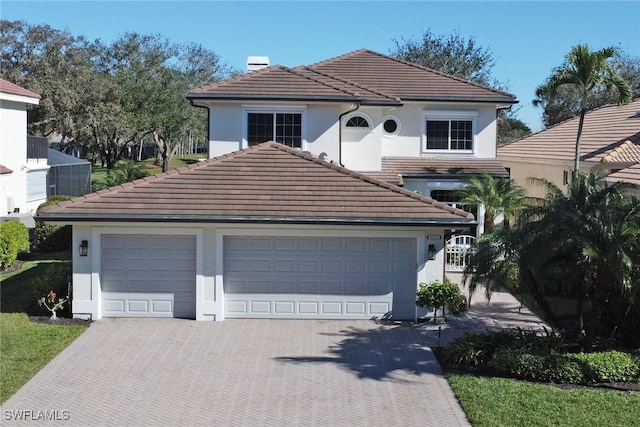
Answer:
533 45 632 172
391 29 530 144
534 52 640 127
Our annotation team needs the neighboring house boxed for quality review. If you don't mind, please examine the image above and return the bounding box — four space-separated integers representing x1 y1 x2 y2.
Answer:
39 49 516 322
47 148 92 198
499 98 640 199
0 79 49 227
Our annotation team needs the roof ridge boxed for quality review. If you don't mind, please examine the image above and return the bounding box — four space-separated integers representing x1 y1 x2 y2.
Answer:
305 49 370 68
297 65 400 102
287 66 363 98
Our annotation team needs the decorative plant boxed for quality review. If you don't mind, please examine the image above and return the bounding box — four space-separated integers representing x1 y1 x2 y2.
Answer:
37 290 68 320
416 280 467 322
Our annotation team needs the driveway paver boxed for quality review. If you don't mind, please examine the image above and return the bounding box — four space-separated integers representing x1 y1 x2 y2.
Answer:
2 319 470 426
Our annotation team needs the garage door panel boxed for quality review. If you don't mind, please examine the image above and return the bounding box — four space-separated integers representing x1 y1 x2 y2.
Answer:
101 235 196 318
224 236 416 319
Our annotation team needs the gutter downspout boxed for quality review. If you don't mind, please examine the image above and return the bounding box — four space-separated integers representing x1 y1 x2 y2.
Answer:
338 102 360 166
189 99 211 154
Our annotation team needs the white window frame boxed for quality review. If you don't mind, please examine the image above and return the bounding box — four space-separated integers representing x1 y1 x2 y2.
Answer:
382 115 402 138
343 111 373 131
242 105 307 149
422 110 478 154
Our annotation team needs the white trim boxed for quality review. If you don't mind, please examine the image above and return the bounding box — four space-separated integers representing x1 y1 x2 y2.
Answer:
421 109 477 154
0 92 40 105
343 111 374 131
382 115 402 138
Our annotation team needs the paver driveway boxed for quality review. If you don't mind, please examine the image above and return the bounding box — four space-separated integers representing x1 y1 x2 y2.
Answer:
2 319 470 426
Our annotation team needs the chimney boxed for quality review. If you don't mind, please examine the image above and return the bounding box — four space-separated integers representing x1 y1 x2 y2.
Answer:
247 56 270 72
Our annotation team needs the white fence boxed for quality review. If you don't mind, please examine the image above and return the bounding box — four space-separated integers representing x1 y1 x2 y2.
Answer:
445 235 476 272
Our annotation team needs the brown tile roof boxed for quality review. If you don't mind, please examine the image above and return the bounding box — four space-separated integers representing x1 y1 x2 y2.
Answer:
605 163 640 186
0 164 14 174
189 49 516 105
363 157 509 185
498 98 640 163
0 79 40 99
38 142 473 225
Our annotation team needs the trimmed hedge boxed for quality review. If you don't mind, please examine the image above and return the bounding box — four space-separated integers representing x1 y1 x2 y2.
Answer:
443 330 640 385
0 221 30 269
34 196 74 252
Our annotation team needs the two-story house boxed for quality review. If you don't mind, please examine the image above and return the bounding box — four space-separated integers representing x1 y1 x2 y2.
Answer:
39 49 516 322
0 79 49 227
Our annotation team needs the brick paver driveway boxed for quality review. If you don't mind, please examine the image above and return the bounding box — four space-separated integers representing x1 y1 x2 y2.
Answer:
2 319 470 426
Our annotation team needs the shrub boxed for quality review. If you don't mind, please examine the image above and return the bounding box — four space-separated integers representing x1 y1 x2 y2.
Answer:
34 196 74 252
0 221 30 269
28 263 72 317
416 280 467 321
441 330 518 367
493 349 585 384
573 351 640 383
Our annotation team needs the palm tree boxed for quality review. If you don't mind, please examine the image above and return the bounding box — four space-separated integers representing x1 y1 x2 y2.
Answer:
534 44 632 172
525 171 640 340
457 174 526 234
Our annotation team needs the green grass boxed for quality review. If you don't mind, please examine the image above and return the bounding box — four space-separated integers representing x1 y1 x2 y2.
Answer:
447 372 640 427
91 154 206 187
1 251 87 403
0 251 72 314
0 313 88 403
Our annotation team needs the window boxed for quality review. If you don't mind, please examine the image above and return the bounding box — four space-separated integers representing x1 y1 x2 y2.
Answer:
346 116 370 128
423 110 477 152
429 190 478 217
247 112 302 148
382 115 401 137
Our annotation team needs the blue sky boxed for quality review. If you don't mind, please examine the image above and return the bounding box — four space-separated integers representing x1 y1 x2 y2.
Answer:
2 1 639 132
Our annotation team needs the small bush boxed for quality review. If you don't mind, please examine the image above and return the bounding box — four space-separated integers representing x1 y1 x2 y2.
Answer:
493 349 585 384
34 196 74 252
441 330 518 367
0 221 30 269
416 280 467 321
574 351 640 383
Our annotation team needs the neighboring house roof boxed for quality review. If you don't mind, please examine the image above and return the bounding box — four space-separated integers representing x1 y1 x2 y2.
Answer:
606 163 640 186
189 49 516 105
47 148 90 167
0 78 40 100
498 98 640 163
0 164 13 174
364 157 509 185
38 142 473 225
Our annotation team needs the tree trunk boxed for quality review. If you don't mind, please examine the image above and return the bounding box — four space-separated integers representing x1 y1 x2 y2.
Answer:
573 108 587 172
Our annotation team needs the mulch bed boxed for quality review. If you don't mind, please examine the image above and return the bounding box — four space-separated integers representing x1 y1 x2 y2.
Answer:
28 316 93 326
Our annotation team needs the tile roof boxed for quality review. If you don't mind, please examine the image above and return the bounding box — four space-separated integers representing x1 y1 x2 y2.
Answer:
38 142 473 225
498 98 640 163
189 49 516 105
363 157 509 185
0 78 40 100
605 163 640 186
0 164 14 174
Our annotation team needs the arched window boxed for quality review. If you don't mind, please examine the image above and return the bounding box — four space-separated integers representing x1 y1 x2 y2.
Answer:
345 116 370 128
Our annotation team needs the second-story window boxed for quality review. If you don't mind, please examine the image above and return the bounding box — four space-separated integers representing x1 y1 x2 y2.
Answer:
248 112 302 148
423 110 477 153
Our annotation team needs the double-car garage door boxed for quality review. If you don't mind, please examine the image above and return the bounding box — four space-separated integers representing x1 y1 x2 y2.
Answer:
224 236 417 319
101 234 417 320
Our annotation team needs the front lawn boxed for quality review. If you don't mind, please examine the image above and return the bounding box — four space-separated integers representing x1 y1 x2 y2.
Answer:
1 252 89 403
0 313 88 404
447 370 640 427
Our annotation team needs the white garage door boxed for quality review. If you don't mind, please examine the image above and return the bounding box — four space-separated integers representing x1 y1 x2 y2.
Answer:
101 235 196 318
224 236 416 319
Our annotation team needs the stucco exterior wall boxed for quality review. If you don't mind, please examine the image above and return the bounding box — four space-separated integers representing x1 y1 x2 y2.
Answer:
499 158 573 199
69 222 449 321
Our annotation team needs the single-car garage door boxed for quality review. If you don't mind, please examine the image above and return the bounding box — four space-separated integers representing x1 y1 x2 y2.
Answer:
224 236 416 319
101 235 196 318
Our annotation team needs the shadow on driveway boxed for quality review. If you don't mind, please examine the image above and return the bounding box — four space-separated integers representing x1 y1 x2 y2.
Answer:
276 322 442 381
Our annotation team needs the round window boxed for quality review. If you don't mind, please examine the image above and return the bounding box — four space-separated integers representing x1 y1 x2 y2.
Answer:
383 119 398 133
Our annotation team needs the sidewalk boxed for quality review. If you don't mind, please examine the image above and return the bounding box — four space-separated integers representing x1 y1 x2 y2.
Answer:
445 272 551 332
